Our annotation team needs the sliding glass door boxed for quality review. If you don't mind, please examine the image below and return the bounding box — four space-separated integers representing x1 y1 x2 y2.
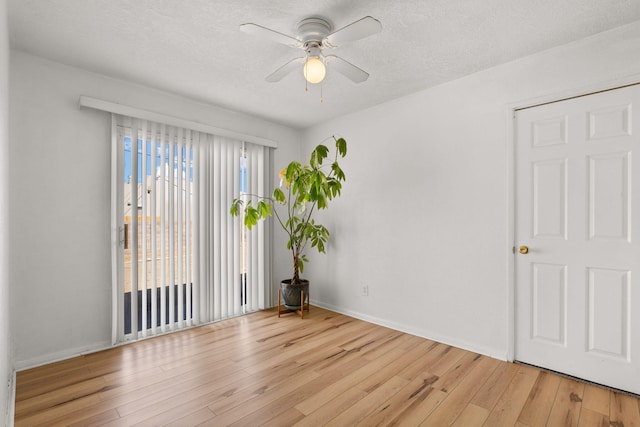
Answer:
112 114 273 344
116 121 195 340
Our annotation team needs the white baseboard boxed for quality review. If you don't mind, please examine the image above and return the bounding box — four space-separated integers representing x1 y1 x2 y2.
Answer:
310 299 508 362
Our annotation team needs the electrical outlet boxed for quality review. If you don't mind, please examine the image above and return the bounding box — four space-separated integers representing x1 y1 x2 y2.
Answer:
362 285 369 296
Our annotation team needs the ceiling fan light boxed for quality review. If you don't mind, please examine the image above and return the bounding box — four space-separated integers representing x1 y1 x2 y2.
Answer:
303 57 326 84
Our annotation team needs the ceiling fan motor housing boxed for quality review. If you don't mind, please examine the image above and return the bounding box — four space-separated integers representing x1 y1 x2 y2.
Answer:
296 17 332 45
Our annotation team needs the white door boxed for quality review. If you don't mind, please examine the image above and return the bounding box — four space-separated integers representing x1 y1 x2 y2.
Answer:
515 84 640 394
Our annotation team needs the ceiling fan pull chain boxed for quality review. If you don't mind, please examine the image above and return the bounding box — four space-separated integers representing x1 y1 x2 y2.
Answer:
320 81 323 103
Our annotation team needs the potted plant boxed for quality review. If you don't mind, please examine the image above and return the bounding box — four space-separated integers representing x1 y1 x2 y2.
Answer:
230 136 347 312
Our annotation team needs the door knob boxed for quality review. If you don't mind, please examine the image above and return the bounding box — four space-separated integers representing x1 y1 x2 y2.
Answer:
519 245 529 254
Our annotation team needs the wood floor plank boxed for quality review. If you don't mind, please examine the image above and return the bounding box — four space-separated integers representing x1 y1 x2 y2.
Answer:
14 394 102 426
395 340 445 381
292 386 368 427
360 331 417 361
324 375 409 426
581 384 610 416
387 386 447 426
162 407 216 427
354 371 440 426
427 345 468 377
14 375 107 417
577 407 609 427
470 360 519 410
14 306 640 427
65 409 122 427
610 390 640 427
294 347 406 415
260 407 306 427
355 340 442 394
432 352 484 394
481 364 540 427
451 403 491 427
16 367 97 401
544 377 585 427
420 355 501 426
517 370 562 427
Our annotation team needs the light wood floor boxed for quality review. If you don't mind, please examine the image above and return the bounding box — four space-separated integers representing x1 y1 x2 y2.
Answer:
14 306 640 426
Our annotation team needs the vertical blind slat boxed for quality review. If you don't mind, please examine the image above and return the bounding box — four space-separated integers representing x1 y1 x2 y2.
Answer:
177 128 184 326
167 126 174 327
192 134 201 324
150 122 158 335
256 146 265 311
207 139 214 321
159 124 167 333
140 120 148 335
213 141 221 320
227 143 235 316
130 120 139 340
232 143 241 316
186 135 193 326
250 146 259 312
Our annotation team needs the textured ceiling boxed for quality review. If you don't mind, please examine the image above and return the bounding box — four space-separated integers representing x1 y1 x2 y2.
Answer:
8 0 640 129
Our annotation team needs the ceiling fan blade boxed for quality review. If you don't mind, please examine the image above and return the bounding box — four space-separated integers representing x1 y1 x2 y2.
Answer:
266 57 305 82
240 23 301 48
323 16 382 47
326 55 369 83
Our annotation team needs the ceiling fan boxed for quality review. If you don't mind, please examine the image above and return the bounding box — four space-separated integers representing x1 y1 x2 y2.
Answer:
240 16 382 85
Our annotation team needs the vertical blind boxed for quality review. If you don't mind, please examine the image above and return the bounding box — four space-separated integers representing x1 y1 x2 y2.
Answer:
112 114 272 343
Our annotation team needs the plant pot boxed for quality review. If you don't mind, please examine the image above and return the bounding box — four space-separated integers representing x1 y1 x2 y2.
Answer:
280 279 309 310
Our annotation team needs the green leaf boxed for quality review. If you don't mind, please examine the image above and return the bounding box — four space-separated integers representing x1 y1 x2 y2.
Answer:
273 187 286 203
286 161 302 183
327 180 342 198
336 137 347 157
257 200 272 218
244 206 259 229
331 162 345 181
229 198 243 216
313 144 329 165
309 149 318 168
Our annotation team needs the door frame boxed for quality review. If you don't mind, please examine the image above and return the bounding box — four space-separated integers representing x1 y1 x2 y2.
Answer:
506 73 640 362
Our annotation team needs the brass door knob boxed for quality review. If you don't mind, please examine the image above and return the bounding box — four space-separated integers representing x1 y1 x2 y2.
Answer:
519 245 529 254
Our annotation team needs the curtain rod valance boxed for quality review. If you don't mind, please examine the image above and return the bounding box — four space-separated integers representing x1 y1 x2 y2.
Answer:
79 95 278 148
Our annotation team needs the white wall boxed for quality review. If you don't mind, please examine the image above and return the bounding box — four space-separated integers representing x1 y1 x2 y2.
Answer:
302 21 640 359
0 0 11 423
9 51 300 369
